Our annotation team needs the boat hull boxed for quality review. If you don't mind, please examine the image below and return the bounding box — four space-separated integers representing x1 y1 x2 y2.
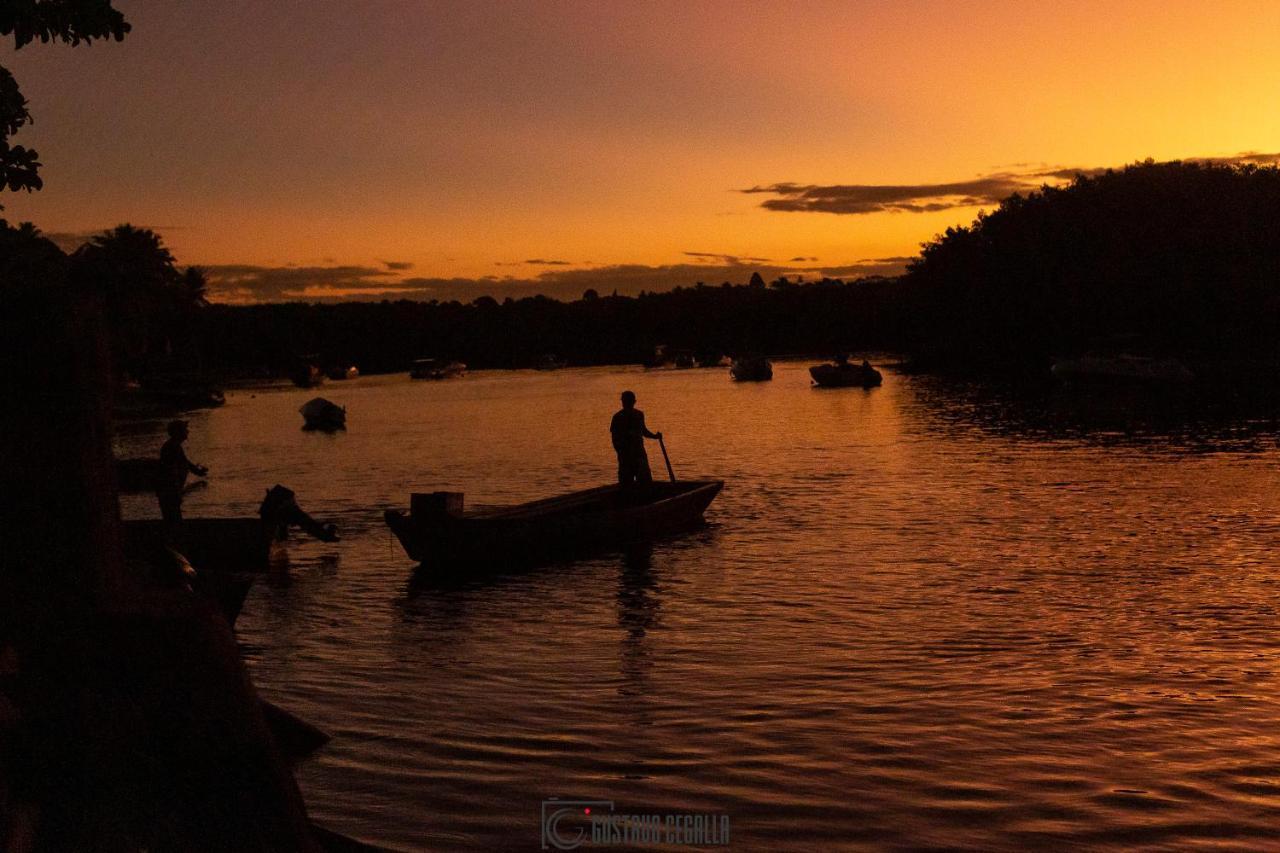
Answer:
385 480 723 570
122 518 279 573
809 363 882 388
1051 355 1194 384
730 358 773 381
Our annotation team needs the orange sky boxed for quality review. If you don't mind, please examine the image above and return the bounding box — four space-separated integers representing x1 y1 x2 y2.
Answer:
2 0 1279 301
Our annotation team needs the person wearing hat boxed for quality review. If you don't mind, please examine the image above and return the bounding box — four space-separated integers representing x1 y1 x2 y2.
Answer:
609 390 661 488
157 420 208 524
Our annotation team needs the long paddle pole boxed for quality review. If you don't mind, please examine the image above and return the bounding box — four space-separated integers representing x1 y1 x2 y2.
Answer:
657 434 676 482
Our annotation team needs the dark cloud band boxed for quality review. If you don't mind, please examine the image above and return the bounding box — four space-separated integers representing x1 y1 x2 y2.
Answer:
742 153 1280 215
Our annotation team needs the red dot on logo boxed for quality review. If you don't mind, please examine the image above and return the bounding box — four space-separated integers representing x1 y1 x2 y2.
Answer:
584 808 591 815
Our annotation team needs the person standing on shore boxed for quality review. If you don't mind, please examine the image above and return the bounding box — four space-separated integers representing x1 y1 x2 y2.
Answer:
157 419 207 524
610 391 661 488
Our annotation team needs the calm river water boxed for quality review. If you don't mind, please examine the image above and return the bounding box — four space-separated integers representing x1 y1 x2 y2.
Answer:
115 362 1280 851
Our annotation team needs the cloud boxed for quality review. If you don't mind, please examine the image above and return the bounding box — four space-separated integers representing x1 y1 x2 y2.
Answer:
683 250 772 264
524 258 572 265
740 175 1057 214
790 256 818 262
743 152 1280 215
202 255 912 304
380 259 414 271
203 264 396 303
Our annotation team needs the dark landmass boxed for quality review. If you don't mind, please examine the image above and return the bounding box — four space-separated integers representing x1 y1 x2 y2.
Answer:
900 159 1280 374
8 160 1280 390
196 160 1280 381
195 274 907 375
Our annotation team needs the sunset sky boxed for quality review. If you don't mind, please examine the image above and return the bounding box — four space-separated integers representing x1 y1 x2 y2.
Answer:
3 0 1279 302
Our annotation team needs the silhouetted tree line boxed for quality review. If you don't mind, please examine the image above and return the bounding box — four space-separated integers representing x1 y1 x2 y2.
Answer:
900 160 1280 371
0 220 207 381
194 276 909 375
12 160 1280 384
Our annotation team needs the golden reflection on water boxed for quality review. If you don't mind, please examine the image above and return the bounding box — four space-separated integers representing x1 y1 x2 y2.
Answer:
115 362 1280 851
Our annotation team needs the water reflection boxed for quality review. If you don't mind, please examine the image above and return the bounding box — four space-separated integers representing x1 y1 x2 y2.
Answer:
906 373 1280 451
616 545 659 717
111 365 1280 850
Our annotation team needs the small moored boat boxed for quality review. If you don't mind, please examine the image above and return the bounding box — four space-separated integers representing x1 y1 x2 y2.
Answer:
1050 354 1194 384
299 397 346 431
730 356 773 381
535 354 568 370
809 358 882 388
409 358 466 380
385 480 724 570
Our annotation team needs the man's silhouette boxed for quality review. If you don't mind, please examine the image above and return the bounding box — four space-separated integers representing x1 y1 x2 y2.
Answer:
610 391 661 488
157 419 207 524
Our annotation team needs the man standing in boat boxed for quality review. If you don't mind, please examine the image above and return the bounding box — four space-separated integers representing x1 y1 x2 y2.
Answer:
157 419 208 524
610 391 661 488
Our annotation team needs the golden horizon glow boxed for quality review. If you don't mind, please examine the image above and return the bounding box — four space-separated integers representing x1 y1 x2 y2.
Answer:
3 0 1279 301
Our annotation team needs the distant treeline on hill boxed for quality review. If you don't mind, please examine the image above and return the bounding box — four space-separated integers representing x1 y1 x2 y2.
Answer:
899 159 1280 370
7 159 1280 382
198 160 1280 377
195 275 908 375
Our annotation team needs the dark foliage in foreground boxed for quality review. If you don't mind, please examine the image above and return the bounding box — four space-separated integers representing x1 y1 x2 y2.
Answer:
0 1 130 198
901 160 1280 369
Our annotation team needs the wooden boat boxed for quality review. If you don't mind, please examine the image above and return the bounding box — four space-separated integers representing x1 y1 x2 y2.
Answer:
385 480 724 569
311 823 384 852
809 360 882 388
193 570 256 626
260 698 330 765
1051 354 1194 384
119 535 256 625
122 486 338 573
115 379 225 415
299 396 346 431
409 358 466 380
730 356 773 381
123 518 279 573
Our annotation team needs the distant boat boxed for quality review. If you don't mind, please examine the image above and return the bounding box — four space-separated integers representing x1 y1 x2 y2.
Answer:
643 344 674 368
730 356 773 381
1051 354 1194 384
289 355 325 388
326 365 359 380
809 359 882 388
384 480 724 571
299 397 346 431
116 374 225 415
535 354 568 370
409 358 466 380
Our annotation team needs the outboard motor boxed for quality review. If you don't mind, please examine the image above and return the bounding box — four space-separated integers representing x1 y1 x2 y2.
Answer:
259 484 339 542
